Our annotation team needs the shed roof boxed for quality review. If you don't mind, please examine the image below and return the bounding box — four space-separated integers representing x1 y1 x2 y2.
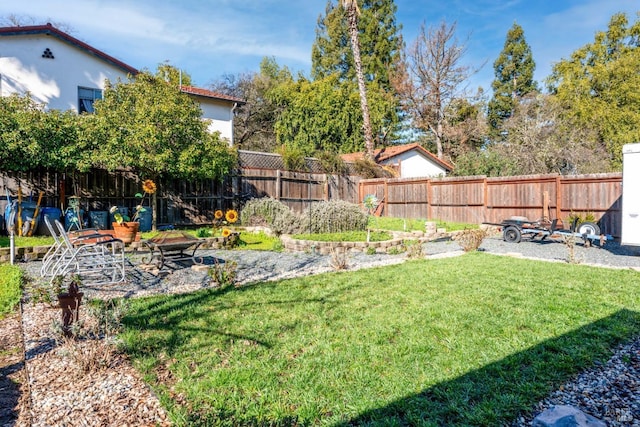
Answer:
341 143 454 171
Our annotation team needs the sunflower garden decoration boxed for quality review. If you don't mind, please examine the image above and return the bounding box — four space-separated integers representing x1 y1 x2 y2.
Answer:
213 209 241 248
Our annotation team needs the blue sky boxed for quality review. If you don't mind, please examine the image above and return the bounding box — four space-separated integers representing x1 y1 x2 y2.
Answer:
2 0 638 92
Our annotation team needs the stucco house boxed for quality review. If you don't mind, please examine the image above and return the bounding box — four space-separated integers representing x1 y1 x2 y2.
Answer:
341 143 453 178
0 23 243 144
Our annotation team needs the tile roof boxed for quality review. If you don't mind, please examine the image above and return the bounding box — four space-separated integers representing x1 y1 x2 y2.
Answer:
341 143 454 171
180 86 245 104
0 23 245 104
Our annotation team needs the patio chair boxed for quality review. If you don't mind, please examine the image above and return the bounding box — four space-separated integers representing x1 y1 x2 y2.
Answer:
43 219 126 285
40 215 108 277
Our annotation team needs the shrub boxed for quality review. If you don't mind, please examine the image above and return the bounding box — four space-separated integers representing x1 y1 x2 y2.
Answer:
241 198 368 236
241 198 304 235
195 227 212 238
453 228 488 252
352 158 394 178
304 200 368 234
403 239 424 259
329 248 350 270
566 211 597 229
315 151 346 174
208 259 238 288
277 145 307 171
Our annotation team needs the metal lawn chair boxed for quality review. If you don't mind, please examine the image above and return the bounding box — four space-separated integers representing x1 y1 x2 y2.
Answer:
40 215 106 277
43 219 126 285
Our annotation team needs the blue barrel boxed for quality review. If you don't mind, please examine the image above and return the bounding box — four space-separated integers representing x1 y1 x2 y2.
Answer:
64 208 84 231
37 207 62 235
89 211 109 230
19 201 38 236
137 208 152 232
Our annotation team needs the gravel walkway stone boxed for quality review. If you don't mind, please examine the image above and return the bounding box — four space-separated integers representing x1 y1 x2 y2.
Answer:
13 233 640 425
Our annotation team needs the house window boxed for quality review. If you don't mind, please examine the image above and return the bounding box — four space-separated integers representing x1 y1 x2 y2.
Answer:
78 87 102 113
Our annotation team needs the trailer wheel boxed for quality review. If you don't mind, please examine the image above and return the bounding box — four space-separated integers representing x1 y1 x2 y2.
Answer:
577 222 600 236
503 226 521 243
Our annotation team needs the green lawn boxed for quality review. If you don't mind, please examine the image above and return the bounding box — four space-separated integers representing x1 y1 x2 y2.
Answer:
120 253 640 426
369 216 478 232
0 235 54 248
0 265 22 319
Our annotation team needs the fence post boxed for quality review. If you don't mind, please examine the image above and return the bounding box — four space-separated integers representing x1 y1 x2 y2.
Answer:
324 174 329 201
556 175 562 221
483 177 488 223
276 170 281 201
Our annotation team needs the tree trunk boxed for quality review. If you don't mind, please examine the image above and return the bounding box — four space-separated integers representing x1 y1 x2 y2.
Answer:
436 116 444 160
345 4 375 161
152 191 157 231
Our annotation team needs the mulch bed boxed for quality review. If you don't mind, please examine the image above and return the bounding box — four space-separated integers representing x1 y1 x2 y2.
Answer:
0 311 30 427
2 302 170 427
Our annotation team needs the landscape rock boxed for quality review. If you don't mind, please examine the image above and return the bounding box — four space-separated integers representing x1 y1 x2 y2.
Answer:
532 405 606 427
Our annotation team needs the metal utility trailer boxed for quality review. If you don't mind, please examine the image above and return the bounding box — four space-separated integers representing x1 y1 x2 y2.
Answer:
485 217 611 247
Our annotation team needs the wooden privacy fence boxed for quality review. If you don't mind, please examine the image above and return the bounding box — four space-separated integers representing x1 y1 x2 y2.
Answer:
359 173 623 237
0 168 360 227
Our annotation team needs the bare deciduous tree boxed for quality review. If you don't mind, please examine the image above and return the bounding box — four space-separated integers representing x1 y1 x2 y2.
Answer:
497 94 611 175
393 21 473 160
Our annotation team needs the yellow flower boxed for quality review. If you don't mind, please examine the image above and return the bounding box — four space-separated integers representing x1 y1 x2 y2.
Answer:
222 228 231 238
225 209 238 224
214 210 224 220
142 179 157 194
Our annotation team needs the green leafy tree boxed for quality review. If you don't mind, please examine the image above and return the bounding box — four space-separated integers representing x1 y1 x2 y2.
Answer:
547 12 640 168
156 62 193 87
0 94 90 172
209 57 294 152
270 74 395 157
92 71 236 229
0 94 43 171
487 22 537 136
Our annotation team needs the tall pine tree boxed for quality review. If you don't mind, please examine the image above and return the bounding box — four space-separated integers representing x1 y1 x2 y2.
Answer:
312 0 403 90
311 0 403 151
487 22 537 136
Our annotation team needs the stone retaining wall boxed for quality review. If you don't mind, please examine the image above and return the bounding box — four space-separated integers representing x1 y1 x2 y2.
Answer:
280 229 448 255
0 245 50 263
0 227 458 263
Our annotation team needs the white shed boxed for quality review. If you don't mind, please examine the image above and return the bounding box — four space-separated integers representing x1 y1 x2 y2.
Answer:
341 143 453 178
622 143 640 246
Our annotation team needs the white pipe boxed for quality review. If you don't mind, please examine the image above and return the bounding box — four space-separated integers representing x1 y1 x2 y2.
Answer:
9 232 14 265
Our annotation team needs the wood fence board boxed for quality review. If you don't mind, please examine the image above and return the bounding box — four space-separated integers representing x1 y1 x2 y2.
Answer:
359 173 623 236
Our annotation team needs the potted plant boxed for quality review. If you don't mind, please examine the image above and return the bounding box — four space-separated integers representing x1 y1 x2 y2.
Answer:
110 179 156 243
53 274 84 337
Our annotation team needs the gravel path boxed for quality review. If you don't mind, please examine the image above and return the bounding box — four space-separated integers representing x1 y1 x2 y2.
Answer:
13 233 640 425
